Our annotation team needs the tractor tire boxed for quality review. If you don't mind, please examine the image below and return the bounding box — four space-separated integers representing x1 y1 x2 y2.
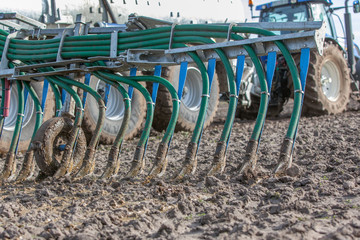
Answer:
0 81 54 154
302 43 351 115
152 65 219 132
33 117 87 176
81 75 146 145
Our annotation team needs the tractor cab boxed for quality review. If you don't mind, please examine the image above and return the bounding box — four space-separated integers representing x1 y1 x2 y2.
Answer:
256 0 336 38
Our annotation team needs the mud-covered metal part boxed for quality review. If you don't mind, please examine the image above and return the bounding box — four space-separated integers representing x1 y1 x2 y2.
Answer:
16 149 35 182
238 139 258 175
274 137 294 175
33 117 86 177
175 142 198 180
101 83 131 179
0 152 16 181
74 147 96 178
125 145 146 177
101 145 121 179
148 142 169 178
207 141 227 176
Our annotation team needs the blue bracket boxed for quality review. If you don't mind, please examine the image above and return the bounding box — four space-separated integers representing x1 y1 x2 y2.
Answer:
235 55 246 96
128 67 137 98
82 73 91 107
266 51 277 93
177 61 188 101
104 83 111 106
207 58 216 90
299 48 310 93
61 88 66 105
41 79 49 112
152 65 162 103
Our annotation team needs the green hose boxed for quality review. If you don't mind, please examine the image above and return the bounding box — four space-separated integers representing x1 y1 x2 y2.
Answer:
92 72 131 178
96 71 154 177
0 80 24 180
16 81 44 182
0 78 6 133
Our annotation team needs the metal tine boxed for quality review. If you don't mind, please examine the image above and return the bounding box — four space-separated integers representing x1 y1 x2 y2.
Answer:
148 62 188 178
208 55 246 176
100 78 131 179
175 58 216 180
238 51 277 175
62 77 105 180
126 65 181 179
274 47 310 175
125 65 162 178
90 72 151 179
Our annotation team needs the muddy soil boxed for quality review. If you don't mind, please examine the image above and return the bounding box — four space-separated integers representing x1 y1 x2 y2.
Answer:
0 100 359 239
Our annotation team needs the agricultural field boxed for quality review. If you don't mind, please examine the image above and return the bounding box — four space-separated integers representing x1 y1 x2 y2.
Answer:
0 100 359 239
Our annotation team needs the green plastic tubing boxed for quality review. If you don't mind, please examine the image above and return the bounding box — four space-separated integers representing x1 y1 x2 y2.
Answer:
0 78 6 133
0 80 24 179
92 71 131 178
16 81 44 181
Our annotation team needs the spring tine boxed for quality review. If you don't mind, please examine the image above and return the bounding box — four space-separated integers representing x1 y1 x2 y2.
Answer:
93 72 153 178
101 81 131 179
0 80 24 181
239 51 277 175
175 57 214 180
274 47 310 175
208 55 245 176
56 76 106 179
148 62 187 178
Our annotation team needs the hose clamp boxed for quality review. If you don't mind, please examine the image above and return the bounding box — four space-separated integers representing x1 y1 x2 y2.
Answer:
172 98 181 103
169 23 178 49
123 98 132 102
227 23 237 41
146 101 155 106
36 111 44 115
110 30 119 58
201 94 210 98
294 90 305 95
229 94 238 99
260 91 270 96
17 113 25 117
76 107 85 112
57 29 71 62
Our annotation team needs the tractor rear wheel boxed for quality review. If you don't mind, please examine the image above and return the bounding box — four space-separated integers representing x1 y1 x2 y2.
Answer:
151 65 219 132
302 43 351 115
